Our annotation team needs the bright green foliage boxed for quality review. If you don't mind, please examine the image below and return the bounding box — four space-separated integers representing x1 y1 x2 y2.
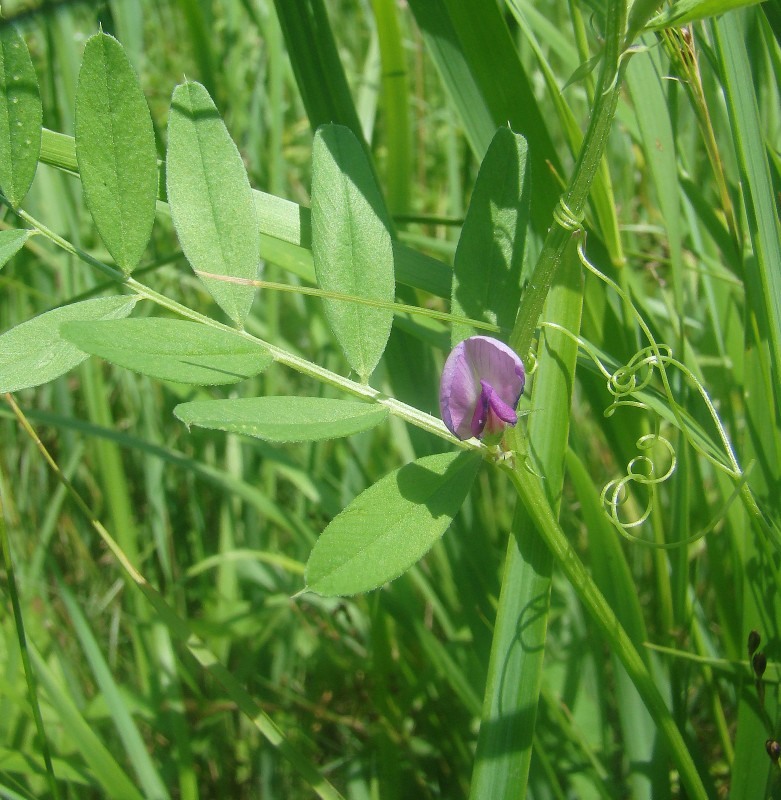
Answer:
647 0 764 28
0 296 137 392
0 24 41 207
0 228 31 270
174 397 388 442
450 127 530 347
61 318 273 385
1 3 780 799
311 124 395 382
75 32 158 274
306 451 482 595
166 80 259 327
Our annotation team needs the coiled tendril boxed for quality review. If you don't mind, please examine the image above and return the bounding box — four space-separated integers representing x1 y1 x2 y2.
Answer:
536 237 757 547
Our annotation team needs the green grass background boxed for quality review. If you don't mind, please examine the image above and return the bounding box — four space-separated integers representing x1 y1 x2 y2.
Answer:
0 0 780 797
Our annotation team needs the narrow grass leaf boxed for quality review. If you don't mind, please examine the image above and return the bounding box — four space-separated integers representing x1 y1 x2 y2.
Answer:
311 124 394 382
166 81 259 326
0 296 137 392
471 248 581 799
626 50 684 309
61 318 272 385
75 32 157 274
647 0 764 29
305 451 482 596
174 397 388 442
27 645 144 800
0 228 31 269
0 24 42 207
56 576 170 800
371 0 411 213
566 449 665 795
272 0 364 134
450 127 530 347
713 13 781 410
407 0 560 229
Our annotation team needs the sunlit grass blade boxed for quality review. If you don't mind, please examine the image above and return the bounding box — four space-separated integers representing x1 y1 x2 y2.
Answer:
370 0 411 213
272 0 364 134
26 643 144 800
407 0 560 230
471 246 582 798
626 49 684 311
712 12 781 419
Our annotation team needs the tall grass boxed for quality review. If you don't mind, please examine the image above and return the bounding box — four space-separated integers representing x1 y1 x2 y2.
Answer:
0 0 779 798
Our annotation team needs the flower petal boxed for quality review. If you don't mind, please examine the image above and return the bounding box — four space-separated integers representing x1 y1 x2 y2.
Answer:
462 336 525 408
440 335 525 441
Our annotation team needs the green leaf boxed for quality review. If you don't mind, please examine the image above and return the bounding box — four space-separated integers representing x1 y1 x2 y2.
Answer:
0 228 31 269
75 32 158 274
174 397 388 442
0 24 42 207
61 318 272 385
647 0 762 28
311 124 395 382
166 81 259 326
306 451 482 596
0 296 137 393
450 127 530 347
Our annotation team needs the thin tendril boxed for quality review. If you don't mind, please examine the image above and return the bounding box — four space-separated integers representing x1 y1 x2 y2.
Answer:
540 237 753 547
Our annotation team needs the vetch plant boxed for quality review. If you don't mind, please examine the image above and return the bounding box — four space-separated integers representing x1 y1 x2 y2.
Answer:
0 2 778 799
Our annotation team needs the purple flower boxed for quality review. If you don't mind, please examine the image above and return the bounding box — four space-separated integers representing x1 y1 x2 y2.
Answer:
440 336 525 442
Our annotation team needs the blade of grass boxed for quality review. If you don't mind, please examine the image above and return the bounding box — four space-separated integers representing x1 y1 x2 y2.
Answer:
5 394 347 800
407 0 561 231
54 573 170 800
26 643 144 800
0 476 60 800
712 11 781 417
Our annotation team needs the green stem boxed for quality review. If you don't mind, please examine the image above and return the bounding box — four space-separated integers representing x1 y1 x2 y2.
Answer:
503 464 709 800
11 206 485 456
509 0 627 360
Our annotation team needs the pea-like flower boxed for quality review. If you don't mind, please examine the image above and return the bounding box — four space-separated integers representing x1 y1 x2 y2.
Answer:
440 336 525 442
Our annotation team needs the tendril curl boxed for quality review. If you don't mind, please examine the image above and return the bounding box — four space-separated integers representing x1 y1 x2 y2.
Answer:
537 236 756 547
